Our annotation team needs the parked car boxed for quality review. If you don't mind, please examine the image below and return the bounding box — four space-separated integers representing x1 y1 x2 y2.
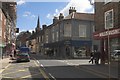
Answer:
16 52 30 62
111 50 120 61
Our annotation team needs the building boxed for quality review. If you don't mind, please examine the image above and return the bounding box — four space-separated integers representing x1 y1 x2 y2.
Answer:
0 2 17 57
27 7 94 58
27 16 41 53
16 31 31 48
93 1 120 64
43 7 94 58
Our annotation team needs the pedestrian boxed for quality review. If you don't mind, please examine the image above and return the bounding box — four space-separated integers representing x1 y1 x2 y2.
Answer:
89 51 94 64
94 50 100 64
14 50 16 58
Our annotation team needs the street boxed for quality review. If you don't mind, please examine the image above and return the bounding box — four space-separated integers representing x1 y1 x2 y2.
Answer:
1 54 119 80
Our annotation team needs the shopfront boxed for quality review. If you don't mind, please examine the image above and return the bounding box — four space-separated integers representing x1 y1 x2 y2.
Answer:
93 28 120 63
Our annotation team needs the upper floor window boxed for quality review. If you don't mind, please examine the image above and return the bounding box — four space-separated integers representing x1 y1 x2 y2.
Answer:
56 31 59 41
64 23 71 37
105 9 113 29
46 35 48 43
79 25 86 37
52 33 55 42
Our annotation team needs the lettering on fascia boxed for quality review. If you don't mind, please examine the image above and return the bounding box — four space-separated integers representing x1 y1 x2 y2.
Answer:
99 29 120 37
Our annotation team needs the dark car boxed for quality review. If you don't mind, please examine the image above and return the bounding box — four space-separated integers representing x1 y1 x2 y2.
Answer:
16 52 30 62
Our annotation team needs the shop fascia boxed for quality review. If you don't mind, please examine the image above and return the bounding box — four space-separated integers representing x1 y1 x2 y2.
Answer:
95 28 120 37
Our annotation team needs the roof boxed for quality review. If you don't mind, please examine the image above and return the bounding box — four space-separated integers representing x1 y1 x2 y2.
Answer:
65 12 94 21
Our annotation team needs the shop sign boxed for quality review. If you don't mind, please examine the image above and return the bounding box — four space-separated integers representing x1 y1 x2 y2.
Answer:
94 28 120 39
99 28 120 37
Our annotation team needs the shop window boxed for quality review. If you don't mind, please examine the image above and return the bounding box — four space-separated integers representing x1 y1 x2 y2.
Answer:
105 9 113 29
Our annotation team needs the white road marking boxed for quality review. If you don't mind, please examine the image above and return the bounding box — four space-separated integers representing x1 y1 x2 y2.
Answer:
49 73 56 80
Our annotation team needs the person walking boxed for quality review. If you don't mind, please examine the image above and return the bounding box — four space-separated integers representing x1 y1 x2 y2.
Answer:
89 51 94 64
94 50 100 65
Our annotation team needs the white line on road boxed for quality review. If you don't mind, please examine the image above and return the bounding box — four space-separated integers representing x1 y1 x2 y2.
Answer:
49 73 56 80
37 60 40 63
0 64 11 74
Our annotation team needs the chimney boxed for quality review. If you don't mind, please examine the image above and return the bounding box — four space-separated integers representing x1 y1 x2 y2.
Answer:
42 25 47 29
32 31 35 34
69 7 76 14
59 13 64 20
53 16 59 23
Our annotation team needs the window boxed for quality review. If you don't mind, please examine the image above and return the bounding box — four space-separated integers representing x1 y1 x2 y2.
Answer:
56 32 59 41
64 23 71 37
46 35 48 43
52 33 55 42
79 25 86 37
105 9 113 29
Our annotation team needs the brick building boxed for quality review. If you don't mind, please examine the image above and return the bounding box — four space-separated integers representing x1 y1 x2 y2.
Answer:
93 1 120 64
0 2 17 57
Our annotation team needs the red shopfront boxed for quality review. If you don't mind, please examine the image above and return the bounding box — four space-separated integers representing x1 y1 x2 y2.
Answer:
93 28 120 64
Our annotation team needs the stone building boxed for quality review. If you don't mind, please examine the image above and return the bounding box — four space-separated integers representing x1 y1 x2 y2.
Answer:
43 7 94 58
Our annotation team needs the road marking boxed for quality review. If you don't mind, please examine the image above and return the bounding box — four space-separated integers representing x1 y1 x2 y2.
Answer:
33 60 50 80
2 69 27 76
0 64 11 74
1 76 13 78
21 73 41 78
49 73 56 80
37 60 40 63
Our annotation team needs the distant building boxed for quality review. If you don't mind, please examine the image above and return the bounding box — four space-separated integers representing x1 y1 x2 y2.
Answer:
16 31 31 48
93 1 120 63
28 7 94 58
43 7 94 58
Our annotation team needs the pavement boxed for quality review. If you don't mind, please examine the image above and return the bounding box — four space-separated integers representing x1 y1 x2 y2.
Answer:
0 54 120 79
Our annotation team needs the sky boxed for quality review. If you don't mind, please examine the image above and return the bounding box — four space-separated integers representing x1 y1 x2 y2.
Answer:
17 0 94 33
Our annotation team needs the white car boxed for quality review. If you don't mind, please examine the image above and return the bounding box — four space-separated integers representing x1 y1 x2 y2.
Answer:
111 50 120 61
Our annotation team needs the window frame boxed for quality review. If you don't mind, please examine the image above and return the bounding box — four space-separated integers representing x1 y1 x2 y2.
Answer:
104 9 114 29
64 23 72 37
79 24 87 37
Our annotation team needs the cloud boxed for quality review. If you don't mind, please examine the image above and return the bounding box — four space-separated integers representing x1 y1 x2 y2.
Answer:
23 11 36 18
46 0 94 19
46 9 60 19
23 11 31 17
60 0 94 16
17 0 26 5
